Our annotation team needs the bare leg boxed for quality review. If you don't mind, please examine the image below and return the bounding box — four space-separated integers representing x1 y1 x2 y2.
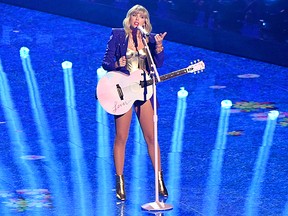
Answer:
114 108 133 175
135 100 168 196
135 100 162 171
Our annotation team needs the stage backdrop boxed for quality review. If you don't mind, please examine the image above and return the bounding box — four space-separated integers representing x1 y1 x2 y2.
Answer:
1 0 287 67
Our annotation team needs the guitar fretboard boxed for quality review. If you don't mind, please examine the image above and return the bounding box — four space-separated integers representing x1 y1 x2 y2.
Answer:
139 61 205 88
140 68 188 87
159 68 189 82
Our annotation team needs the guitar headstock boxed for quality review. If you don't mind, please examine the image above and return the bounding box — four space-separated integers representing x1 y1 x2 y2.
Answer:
186 60 205 74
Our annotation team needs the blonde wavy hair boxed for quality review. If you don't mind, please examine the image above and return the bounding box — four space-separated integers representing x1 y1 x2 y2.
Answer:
123 5 152 36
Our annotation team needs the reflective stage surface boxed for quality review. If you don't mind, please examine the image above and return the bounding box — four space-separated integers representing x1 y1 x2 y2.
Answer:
0 3 288 216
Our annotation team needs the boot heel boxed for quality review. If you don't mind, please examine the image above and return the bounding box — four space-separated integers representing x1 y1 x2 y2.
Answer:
116 174 126 201
158 171 168 197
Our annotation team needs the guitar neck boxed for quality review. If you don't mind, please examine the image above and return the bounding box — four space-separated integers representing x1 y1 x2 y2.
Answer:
140 61 205 87
159 68 188 82
144 68 187 87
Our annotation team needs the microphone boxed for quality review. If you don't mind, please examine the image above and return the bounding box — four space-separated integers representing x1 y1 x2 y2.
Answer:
137 26 149 36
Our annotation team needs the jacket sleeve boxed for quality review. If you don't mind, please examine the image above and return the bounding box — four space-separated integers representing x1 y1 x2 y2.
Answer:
102 29 118 71
148 34 164 68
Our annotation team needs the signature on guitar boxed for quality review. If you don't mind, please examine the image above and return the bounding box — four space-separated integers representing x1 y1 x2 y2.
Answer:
112 99 133 114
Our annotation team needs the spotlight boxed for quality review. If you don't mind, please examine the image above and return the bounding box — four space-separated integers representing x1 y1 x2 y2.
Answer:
19 47 30 58
221 100 232 108
268 110 279 120
177 87 188 98
96 67 107 79
61 61 73 69
203 99 232 215
245 108 278 215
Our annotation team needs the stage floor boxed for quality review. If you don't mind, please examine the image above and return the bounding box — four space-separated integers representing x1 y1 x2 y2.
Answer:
1 3 288 216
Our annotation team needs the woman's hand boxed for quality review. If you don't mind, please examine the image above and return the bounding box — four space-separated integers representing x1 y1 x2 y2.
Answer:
154 32 167 46
116 56 126 68
155 32 167 53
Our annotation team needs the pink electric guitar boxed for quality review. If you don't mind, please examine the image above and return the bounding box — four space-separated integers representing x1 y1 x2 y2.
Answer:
96 60 205 115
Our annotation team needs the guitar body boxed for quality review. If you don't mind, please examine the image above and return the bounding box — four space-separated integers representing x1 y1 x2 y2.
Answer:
96 60 205 115
96 70 153 115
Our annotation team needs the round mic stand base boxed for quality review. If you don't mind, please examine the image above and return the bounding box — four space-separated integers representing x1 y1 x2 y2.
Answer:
141 201 173 211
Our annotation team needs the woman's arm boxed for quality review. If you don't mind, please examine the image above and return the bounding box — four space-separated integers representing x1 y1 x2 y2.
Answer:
149 33 166 68
102 30 118 71
102 29 129 73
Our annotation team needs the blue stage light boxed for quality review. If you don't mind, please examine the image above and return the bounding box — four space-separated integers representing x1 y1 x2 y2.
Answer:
171 87 188 153
0 58 39 190
268 110 279 120
177 87 188 98
96 67 107 78
245 107 279 215
19 47 30 58
221 99 232 108
20 50 68 214
203 99 232 215
62 62 92 215
61 61 73 69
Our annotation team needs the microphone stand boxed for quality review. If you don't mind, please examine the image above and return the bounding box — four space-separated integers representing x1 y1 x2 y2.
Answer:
140 32 173 212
